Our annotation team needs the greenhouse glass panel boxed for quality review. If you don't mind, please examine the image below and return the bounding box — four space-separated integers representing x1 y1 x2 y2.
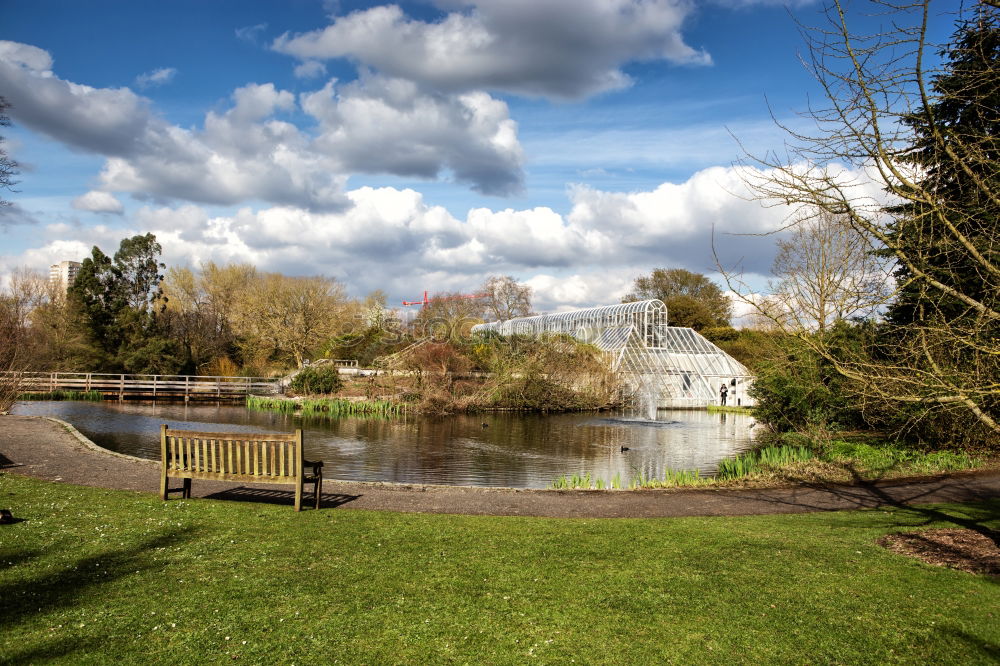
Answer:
472 299 754 409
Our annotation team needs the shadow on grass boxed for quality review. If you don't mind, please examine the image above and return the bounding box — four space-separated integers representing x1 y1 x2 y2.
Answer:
0 548 43 572
728 456 1000 588
1 636 104 666
935 626 1000 662
0 526 199 662
728 460 1000 553
202 486 360 509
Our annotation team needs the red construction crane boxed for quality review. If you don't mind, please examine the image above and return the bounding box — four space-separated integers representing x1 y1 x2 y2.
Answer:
401 290 487 307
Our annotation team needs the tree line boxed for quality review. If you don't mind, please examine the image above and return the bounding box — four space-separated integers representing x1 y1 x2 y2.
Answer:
0 240 543 377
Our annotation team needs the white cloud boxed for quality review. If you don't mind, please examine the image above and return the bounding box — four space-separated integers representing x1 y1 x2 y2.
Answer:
71 190 124 214
0 41 51 71
293 60 327 79
6 165 820 311
134 67 177 89
0 41 525 208
0 40 152 156
302 75 523 195
273 0 711 100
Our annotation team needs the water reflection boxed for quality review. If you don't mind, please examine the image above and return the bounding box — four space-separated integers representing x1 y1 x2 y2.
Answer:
13 401 755 489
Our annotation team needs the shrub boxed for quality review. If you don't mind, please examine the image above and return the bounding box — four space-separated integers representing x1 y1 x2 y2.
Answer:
750 326 868 433
290 365 344 395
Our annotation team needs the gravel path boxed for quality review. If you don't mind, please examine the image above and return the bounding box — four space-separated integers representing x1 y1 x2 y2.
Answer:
2 415 998 518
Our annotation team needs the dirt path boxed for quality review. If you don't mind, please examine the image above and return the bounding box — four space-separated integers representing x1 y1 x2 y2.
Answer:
1 415 998 518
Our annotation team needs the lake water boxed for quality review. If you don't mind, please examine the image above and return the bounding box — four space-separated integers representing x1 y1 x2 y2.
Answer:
13 401 756 489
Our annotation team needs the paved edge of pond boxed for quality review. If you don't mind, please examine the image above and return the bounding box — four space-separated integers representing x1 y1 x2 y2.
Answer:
1 414 999 519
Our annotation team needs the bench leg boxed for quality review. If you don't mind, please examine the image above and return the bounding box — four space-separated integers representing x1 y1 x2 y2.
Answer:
183 478 192 499
160 468 168 501
314 475 322 510
294 477 303 512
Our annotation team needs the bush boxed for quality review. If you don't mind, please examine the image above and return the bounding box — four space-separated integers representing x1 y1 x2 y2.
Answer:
749 325 868 433
290 365 344 395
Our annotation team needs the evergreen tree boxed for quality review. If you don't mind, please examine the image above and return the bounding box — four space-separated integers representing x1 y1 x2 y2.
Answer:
884 9 1000 325
69 233 181 373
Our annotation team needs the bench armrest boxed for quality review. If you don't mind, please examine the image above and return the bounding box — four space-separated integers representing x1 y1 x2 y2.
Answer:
302 459 324 474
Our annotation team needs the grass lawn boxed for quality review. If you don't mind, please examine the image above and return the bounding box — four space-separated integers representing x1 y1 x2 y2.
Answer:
1 474 998 665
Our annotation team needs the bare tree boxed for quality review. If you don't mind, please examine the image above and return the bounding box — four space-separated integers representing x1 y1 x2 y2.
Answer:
413 292 486 340
726 1 1000 441
768 209 891 332
0 268 43 410
481 275 532 321
235 273 347 369
0 96 18 207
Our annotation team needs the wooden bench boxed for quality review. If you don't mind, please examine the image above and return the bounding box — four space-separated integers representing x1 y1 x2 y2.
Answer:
159 425 323 511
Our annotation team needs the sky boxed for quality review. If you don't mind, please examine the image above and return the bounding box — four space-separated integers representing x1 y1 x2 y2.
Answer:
0 0 953 313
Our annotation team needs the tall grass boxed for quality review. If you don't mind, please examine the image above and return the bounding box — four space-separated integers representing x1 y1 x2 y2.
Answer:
17 389 104 401
549 445 815 489
247 395 405 419
550 469 709 489
629 468 709 489
715 444 814 480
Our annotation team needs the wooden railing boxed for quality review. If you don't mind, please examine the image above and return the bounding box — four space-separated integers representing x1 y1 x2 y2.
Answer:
8 372 282 401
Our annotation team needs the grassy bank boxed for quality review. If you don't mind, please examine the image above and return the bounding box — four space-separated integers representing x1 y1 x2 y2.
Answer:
706 404 754 415
246 394 405 418
551 439 988 490
16 390 104 402
1 473 997 664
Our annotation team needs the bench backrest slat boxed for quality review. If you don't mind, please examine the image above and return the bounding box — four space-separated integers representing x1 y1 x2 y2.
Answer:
161 426 304 481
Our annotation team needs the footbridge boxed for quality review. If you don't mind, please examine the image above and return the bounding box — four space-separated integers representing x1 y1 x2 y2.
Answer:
472 299 753 409
8 372 282 401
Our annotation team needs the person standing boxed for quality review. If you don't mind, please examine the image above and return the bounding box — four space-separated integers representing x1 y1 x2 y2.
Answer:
719 383 729 406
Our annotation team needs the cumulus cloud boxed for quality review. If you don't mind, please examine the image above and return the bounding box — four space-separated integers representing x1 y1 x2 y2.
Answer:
302 75 523 195
9 165 821 312
71 190 124 214
0 40 525 208
293 60 327 79
0 40 152 156
273 0 711 100
134 67 177 89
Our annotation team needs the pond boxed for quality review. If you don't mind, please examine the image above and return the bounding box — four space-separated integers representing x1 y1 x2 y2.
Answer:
12 401 757 489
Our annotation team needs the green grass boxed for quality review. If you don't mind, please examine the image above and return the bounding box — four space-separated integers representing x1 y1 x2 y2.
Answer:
551 446 813 489
825 440 981 476
1 473 998 664
706 404 754 415
17 390 104 402
247 394 405 418
550 437 987 490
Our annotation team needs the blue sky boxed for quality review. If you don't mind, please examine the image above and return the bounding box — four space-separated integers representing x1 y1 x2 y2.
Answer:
0 0 949 310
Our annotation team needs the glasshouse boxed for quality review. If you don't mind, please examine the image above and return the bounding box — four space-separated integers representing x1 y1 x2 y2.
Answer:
472 299 753 409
